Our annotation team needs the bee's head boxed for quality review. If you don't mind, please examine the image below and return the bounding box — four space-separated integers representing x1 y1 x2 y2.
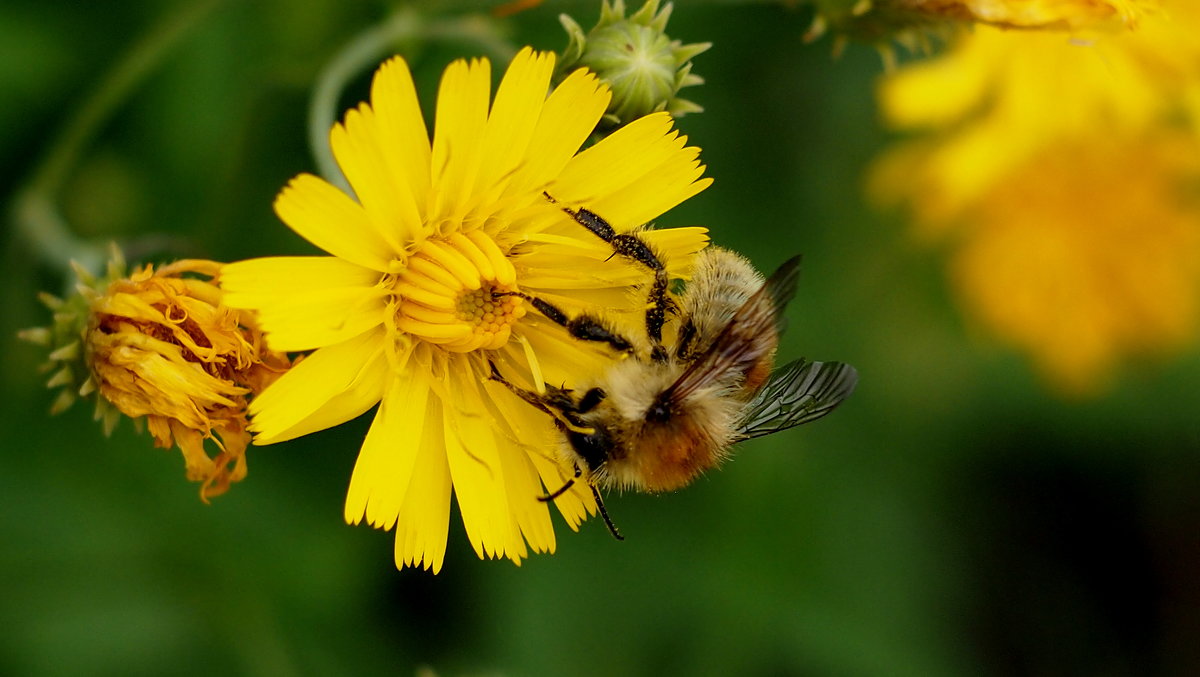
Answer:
565 423 614 476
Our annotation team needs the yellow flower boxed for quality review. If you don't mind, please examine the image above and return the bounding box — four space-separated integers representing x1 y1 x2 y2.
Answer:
951 137 1200 394
872 5 1200 392
221 47 711 572
23 254 291 499
874 8 1200 234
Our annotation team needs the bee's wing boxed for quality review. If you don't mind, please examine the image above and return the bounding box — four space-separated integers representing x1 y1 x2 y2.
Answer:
736 359 858 439
663 256 802 404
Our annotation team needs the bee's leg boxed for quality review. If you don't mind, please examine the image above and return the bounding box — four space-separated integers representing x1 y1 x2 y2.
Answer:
591 485 624 541
674 317 698 360
544 192 674 362
486 360 560 416
577 387 607 414
495 290 634 354
486 359 595 434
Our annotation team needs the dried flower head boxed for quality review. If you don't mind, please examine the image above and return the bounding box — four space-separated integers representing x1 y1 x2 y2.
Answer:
21 249 291 499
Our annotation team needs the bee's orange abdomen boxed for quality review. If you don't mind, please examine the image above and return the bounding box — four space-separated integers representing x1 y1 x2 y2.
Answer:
742 356 774 394
741 332 779 393
634 416 724 492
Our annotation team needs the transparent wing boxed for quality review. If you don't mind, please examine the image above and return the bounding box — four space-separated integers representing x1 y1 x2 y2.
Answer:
665 256 801 404
736 359 858 439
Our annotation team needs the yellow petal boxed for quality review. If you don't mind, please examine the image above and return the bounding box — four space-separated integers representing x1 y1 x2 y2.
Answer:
585 151 712 232
517 257 644 288
478 377 560 550
515 226 707 290
222 257 387 351
250 286 387 353
273 174 397 270
442 365 517 561
550 112 677 203
393 391 453 573
547 112 711 230
505 324 610 399
331 104 420 252
249 328 387 444
471 47 556 205
369 55 432 241
430 57 491 222
344 364 430 529
639 226 710 278
484 373 595 529
507 67 612 196
221 256 381 298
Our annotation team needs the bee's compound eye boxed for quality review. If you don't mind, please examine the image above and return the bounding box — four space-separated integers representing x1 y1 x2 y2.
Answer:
567 428 611 472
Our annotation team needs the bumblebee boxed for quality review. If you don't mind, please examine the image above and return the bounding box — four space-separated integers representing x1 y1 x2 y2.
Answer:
492 201 858 538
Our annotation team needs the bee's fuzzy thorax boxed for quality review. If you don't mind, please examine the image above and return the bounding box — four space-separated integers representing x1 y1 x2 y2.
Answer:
584 358 743 493
684 247 765 347
601 358 682 423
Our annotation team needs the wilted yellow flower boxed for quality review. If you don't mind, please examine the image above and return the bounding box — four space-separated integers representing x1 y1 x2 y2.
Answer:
22 254 291 498
90 260 291 497
872 4 1200 392
221 48 710 572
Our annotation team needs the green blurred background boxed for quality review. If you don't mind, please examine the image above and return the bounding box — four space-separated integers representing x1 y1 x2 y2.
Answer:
4 1 1199 675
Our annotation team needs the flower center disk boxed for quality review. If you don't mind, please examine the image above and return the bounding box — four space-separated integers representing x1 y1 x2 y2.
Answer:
393 232 525 353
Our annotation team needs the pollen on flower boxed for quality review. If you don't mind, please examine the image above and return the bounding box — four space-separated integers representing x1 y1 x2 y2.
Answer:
393 232 526 353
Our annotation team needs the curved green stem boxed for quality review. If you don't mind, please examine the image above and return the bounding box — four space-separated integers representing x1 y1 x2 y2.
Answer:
308 7 517 192
10 0 222 275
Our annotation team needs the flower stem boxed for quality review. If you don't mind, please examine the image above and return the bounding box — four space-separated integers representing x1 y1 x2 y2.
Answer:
10 0 223 275
308 7 518 192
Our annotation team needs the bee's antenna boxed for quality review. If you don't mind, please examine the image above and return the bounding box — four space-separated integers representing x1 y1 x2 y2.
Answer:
537 478 576 502
591 485 624 541
538 462 584 502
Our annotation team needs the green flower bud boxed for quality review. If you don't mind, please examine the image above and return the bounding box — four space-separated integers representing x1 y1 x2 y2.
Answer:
558 0 710 128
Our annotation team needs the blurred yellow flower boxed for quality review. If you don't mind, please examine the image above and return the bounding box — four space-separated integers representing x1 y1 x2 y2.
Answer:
875 7 1200 234
221 48 711 572
951 137 1200 393
872 5 1200 392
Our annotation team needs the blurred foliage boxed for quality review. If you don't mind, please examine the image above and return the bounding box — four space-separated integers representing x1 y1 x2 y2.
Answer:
4 1 1199 676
